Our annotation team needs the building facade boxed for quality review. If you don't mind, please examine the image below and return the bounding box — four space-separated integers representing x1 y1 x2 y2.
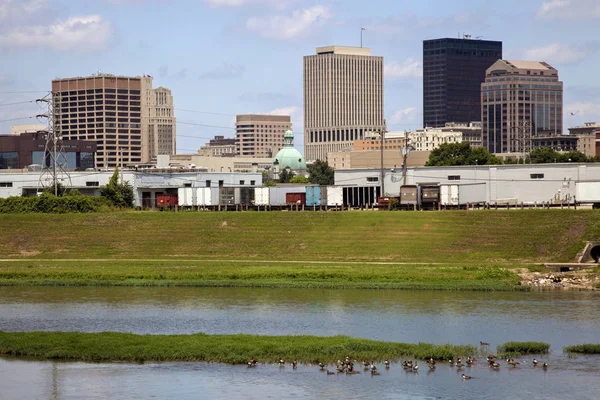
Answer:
0 132 96 170
409 129 463 152
568 122 600 158
304 46 385 161
52 74 175 169
423 37 502 128
146 86 176 159
198 135 236 157
10 124 46 135
482 60 563 154
235 114 291 158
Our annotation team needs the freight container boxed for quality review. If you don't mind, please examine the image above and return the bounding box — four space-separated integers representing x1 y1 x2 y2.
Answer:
157 194 178 208
210 187 220 206
440 184 459 206
305 185 321 206
237 187 255 206
269 186 307 206
196 187 212 206
326 186 343 206
419 185 440 210
575 181 600 203
255 187 270 206
399 185 418 206
458 183 487 206
219 187 235 206
177 188 194 206
286 192 306 205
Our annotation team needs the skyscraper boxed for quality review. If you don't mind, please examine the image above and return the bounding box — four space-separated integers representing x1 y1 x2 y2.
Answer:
304 46 385 162
481 60 563 154
52 74 176 169
235 114 291 158
423 37 502 128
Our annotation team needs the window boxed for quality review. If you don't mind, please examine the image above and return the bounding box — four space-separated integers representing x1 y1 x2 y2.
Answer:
86 181 99 187
530 174 544 179
184 183 192 188
448 175 461 181
239 180 245 185
250 180 256 186
0 152 19 169
0 182 13 187
206 180 211 187
366 177 379 182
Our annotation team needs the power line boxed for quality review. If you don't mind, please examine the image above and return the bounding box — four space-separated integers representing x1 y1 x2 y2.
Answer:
0 116 35 123
0 91 48 94
0 100 35 107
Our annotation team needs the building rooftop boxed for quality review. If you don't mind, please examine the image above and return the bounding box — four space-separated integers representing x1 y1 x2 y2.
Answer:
316 46 371 56
503 60 555 71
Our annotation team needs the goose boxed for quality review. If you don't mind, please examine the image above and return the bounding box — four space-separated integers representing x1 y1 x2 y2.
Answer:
247 360 257 368
371 370 381 376
507 358 520 367
318 362 325 370
362 360 370 368
384 360 390 368
533 359 539 367
542 362 548 370
370 362 377 372
291 360 297 369
326 370 335 375
480 341 490 346
279 359 285 367
461 374 473 380
412 362 419 372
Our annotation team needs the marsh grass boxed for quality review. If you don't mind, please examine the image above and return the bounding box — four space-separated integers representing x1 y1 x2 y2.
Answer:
497 341 550 357
564 344 600 354
0 332 477 364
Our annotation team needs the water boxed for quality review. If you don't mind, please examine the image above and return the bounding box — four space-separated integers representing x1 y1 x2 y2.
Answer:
1 287 600 399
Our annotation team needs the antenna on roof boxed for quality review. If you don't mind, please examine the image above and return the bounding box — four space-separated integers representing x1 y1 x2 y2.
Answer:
463 33 471 40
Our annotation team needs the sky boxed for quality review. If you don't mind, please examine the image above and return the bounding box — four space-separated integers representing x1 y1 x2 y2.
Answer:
0 0 599 156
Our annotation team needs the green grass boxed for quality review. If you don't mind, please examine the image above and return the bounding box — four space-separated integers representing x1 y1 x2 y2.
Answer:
564 344 600 354
0 260 523 290
0 210 598 290
497 341 551 357
0 331 477 364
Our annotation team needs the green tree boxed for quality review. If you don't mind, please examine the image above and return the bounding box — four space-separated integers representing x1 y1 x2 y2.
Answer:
100 169 134 208
42 181 67 196
279 168 293 183
307 159 334 185
425 142 502 166
529 147 560 164
290 175 309 184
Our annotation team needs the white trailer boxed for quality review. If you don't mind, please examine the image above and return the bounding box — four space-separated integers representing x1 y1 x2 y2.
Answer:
254 187 270 206
458 183 487 205
326 186 343 206
196 188 212 206
440 184 459 206
576 181 600 203
178 188 194 206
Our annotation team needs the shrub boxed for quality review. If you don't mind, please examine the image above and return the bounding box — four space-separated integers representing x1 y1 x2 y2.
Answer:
497 341 550 357
0 193 106 214
564 344 600 354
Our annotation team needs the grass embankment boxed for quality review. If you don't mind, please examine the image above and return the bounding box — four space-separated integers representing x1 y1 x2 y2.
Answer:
0 332 476 364
0 210 597 290
564 344 600 354
497 341 551 357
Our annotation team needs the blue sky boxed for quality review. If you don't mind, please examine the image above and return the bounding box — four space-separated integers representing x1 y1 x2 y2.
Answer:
1 0 599 155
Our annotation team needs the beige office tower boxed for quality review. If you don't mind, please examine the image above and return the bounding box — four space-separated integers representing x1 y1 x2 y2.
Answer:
304 46 385 162
482 60 563 154
235 114 292 158
146 87 176 158
52 74 175 169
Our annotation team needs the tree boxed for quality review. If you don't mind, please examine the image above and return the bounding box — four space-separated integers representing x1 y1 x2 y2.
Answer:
307 159 334 185
529 148 590 164
100 168 134 208
279 168 293 183
426 142 502 166
42 181 67 196
290 175 309 184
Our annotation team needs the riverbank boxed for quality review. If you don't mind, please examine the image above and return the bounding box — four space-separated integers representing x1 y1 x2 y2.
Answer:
0 211 598 290
0 331 476 364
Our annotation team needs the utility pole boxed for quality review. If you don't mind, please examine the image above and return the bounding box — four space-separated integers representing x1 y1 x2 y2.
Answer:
402 130 411 186
380 122 386 197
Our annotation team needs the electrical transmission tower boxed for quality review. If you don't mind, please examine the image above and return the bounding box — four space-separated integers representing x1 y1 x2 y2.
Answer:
512 120 531 163
36 93 72 195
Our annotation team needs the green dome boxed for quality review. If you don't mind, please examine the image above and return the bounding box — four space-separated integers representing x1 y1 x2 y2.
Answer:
273 130 306 170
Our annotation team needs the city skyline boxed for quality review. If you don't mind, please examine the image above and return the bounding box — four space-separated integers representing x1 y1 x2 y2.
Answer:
0 0 599 157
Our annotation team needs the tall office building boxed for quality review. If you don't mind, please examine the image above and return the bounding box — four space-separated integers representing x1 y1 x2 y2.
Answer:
423 37 502 128
52 74 176 169
146 86 176 158
304 46 384 162
481 60 563 154
235 114 291 158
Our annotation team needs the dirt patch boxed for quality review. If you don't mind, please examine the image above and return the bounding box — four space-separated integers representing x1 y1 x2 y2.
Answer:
516 268 599 290
19 250 40 257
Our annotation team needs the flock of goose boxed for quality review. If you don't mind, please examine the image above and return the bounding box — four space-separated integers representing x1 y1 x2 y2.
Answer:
246 342 549 380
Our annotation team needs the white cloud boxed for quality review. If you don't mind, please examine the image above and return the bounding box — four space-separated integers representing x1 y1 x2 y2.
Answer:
269 106 299 116
385 58 422 79
0 15 111 51
536 0 600 20
389 107 418 125
246 5 330 40
0 0 47 20
523 42 588 64
204 0 296 8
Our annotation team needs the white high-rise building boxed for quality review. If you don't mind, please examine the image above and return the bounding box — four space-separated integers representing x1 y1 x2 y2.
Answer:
304 46 385 162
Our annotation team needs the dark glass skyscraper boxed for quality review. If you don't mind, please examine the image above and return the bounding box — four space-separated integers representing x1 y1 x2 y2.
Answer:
423 38 502 128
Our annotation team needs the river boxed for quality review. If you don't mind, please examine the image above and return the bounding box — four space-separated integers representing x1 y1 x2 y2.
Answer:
1 287 599 399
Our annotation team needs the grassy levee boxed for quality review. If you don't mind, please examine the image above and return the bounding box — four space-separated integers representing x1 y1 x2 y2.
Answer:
0 210 597 290
497 341 551 357
0 331 476 364
564 344 600 354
